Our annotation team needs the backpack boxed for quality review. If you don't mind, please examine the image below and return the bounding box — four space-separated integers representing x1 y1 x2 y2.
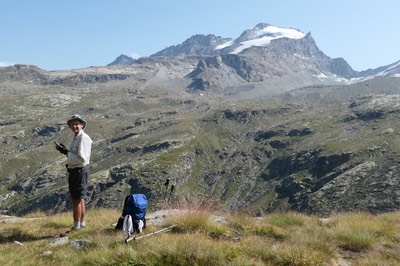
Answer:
115 194 148 231
124 194 148 220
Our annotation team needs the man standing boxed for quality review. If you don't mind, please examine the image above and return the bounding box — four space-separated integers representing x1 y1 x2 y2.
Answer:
56 114 93 230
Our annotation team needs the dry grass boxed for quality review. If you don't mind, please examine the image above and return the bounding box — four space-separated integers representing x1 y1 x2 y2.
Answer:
0 209 399 265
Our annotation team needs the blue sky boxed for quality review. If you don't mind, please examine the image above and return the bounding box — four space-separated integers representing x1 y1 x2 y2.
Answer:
1 0 399 71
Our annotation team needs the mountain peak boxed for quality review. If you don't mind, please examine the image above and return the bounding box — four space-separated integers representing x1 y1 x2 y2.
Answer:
221 23 306 54
253 22 273 29
107 54 136 66
151 34 231 57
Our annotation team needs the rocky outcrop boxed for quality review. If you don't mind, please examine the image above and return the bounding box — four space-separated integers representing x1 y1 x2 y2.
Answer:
48 73 133 86
0 64 134 86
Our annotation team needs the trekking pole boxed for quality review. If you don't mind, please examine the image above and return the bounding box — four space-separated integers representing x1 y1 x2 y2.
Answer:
163 178 170 200
125 225 177 243
167 184 175 203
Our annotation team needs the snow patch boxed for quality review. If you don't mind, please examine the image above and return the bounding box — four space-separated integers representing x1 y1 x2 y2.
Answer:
232 25 305 54
314 73 349 83
215 40 233 50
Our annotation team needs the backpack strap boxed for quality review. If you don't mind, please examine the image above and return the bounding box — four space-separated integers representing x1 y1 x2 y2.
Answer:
121 195 130 217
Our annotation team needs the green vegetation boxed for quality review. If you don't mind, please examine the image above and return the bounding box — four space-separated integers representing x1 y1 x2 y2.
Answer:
1 208 399 266
2 78 400 229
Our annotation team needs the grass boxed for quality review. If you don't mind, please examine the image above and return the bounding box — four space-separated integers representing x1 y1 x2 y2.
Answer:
329 212 399 252
1 208 400 265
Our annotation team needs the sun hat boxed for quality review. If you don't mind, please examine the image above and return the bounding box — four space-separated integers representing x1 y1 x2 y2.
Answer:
67 114 87 129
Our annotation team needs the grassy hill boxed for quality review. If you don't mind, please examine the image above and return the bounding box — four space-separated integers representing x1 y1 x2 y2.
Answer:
1 75 400 216
1 207 399 265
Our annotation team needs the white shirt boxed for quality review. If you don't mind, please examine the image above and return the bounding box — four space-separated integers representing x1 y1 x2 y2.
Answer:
67 130 93 169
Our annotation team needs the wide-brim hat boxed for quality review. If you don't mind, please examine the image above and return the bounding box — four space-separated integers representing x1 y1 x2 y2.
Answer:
67 114 87 129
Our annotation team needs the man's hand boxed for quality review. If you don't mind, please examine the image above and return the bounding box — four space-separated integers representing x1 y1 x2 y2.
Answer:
56 143 68 156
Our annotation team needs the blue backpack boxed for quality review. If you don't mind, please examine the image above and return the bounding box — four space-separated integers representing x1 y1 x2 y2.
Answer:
124 194 148 220
115 194 148 231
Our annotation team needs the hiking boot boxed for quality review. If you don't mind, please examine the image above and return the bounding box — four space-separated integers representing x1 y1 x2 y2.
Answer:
65 227 80 234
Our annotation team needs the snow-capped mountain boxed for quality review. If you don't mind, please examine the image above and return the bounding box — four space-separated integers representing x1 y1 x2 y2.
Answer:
181 23 359 91
373 60 400 77
148 23 307 58
108 22 399 89
4 22 399 95
350 60 400 83
216 23 306 54
106 23 358 92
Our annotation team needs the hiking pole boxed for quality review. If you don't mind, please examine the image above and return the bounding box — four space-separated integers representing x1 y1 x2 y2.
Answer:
163 178 170 200
167 184 175 203
125 225 177 243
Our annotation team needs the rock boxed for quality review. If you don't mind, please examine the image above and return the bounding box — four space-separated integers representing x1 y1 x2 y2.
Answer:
383 128 394 134
13 240 24 246
70 239 88 249
42 250 53 256
48 236 69 246
318 218 336 227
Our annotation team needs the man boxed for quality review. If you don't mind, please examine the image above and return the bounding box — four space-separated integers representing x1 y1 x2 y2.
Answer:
56 114 93 230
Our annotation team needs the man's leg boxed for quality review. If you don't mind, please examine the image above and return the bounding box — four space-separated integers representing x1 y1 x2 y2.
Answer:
80 199 86 227
72 197 83 229
79 166 89 227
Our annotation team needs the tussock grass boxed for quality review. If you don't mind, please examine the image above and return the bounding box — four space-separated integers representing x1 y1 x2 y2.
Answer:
0 209 399 265
264 211 307 228
328 212 394 252
227 211 253 232
166 209 210 233
261 243 326 266
208 224 228 239
251 223 288 240
336 230 375 252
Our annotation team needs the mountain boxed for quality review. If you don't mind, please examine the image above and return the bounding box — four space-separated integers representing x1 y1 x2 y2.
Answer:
1 23 400 217
352 60 400 81
110 23 361 95
151 34 231 57
215 23 306 54
106 23 400 96
107 54 137 66
186 32 358 94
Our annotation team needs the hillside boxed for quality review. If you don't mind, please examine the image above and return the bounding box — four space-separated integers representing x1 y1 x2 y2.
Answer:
1 66 400 216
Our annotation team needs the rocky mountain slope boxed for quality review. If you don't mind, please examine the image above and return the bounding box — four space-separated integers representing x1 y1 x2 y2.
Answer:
0 23 400 217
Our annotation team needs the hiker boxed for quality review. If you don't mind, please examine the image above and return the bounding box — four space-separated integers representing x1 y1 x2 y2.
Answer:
55 114 93 230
